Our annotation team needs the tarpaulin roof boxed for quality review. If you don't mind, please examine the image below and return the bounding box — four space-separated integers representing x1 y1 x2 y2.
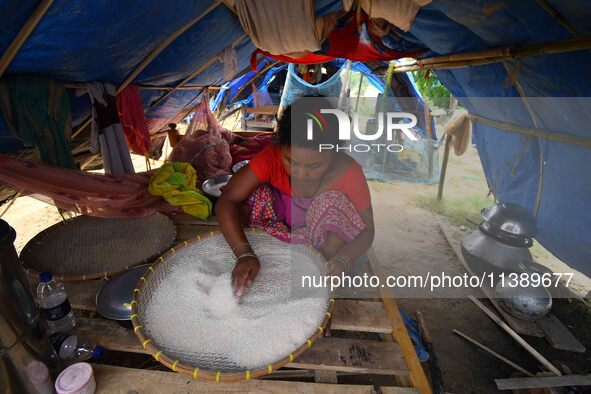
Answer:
0 0 590 274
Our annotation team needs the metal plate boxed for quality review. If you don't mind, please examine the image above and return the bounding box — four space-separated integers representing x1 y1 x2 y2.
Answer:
96 264 151 320
232 160 249 173
201 175 232 198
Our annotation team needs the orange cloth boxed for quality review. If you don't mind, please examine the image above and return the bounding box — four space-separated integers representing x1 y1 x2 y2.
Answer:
248 145 371 212
116 84 150 155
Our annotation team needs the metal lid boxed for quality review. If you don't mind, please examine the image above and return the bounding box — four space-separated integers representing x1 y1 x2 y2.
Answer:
95 264 150 321
481 203 538 241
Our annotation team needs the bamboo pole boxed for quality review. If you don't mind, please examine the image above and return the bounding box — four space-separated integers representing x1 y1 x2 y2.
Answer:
453 329 534 377
64 83 225 91
536 0 580 37
147 34 248 111
117 1 223 95
436 135 452 201
71 2 223 140
393 35 591 73
468 296 562 376
367 248 432 394
228 60 280 105
0 0 55 77
470 113 591 149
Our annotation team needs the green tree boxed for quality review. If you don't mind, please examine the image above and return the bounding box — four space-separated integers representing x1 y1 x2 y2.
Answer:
411 70 451 109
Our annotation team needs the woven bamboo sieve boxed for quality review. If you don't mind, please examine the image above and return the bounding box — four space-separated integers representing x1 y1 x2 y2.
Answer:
130 228 334 382
20 213 177 281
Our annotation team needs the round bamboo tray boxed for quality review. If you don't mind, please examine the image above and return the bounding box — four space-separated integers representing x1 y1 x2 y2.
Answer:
20 213 177 281
131 229 334 382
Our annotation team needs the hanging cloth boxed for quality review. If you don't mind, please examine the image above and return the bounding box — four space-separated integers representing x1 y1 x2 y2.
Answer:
250 13 422 70
0 75 76 169
444 109 472 156
115 84 150 155
222 45 238 82
86 82 135 174
234 0 321 56
342 0 432 32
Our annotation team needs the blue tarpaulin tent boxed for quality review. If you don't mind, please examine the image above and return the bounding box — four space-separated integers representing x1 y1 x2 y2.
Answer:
0 0 590 275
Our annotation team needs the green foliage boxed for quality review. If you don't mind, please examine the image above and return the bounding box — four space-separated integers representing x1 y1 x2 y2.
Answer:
411 70 451 109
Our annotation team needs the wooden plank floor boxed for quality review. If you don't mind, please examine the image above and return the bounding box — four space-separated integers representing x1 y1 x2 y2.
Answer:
92 364 418 394
67 281 393 334
72 317 409 376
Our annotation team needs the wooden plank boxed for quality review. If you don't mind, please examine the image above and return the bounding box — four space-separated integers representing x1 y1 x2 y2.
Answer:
536 314 586 353
366 248 432 394
72 317 408 375
244 105 279 115
93 364 377 393
495 374 591 390
331 300 392 334
381 388 421 394
438 224 545 337
72 317 140 353
288 338 409 376
67 280 102 310
245 120 276 129
314 370 338 383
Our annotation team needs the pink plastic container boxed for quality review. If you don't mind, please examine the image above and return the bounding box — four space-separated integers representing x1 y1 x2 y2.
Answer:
55 363 96 394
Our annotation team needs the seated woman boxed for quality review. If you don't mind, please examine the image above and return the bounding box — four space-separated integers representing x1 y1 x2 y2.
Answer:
216 97 374 296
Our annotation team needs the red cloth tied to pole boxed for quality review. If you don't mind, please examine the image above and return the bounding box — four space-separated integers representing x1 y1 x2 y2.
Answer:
116 84 151 155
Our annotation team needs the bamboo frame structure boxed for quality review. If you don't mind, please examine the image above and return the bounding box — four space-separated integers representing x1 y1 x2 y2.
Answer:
0 0 55 77
228 60 280 105
117 1 223 94
366 248 432 394
147 34 248 112
130 229 334 382
71 1 225 139
393 35 591 73
469 113 591 149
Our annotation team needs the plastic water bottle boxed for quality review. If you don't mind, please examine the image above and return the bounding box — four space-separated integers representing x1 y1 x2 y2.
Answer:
37 272 76 334
50 333 105 362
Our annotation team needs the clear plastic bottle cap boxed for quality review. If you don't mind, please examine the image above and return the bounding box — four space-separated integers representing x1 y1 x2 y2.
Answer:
39 271 53 282
55 362 94 394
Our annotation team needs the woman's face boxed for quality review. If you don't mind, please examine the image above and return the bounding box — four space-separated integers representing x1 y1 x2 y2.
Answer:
280 145 333 183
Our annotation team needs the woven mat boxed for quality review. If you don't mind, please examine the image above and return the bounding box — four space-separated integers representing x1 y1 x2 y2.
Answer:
20 214 176 279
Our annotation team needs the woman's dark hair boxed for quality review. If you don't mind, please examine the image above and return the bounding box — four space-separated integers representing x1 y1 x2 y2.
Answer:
276 96 340 149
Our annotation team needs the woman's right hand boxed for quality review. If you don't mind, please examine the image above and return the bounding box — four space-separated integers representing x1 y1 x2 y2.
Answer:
231 256 260 297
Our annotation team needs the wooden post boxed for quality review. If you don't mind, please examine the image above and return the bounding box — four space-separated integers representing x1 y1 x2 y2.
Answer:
436 135 452 201
424 103 434 179
354 75 364 114
380 61 396 172
337 60 352 109
0 0 55 77
367 248 432 394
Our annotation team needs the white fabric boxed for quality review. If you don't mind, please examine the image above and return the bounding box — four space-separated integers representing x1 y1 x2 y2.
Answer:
222 45 238 82
234 0 320 55
342 0 431 31
444 109 472 156
85 82 135 174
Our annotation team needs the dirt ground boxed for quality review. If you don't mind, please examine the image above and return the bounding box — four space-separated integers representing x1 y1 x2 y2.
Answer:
3 145 590 393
